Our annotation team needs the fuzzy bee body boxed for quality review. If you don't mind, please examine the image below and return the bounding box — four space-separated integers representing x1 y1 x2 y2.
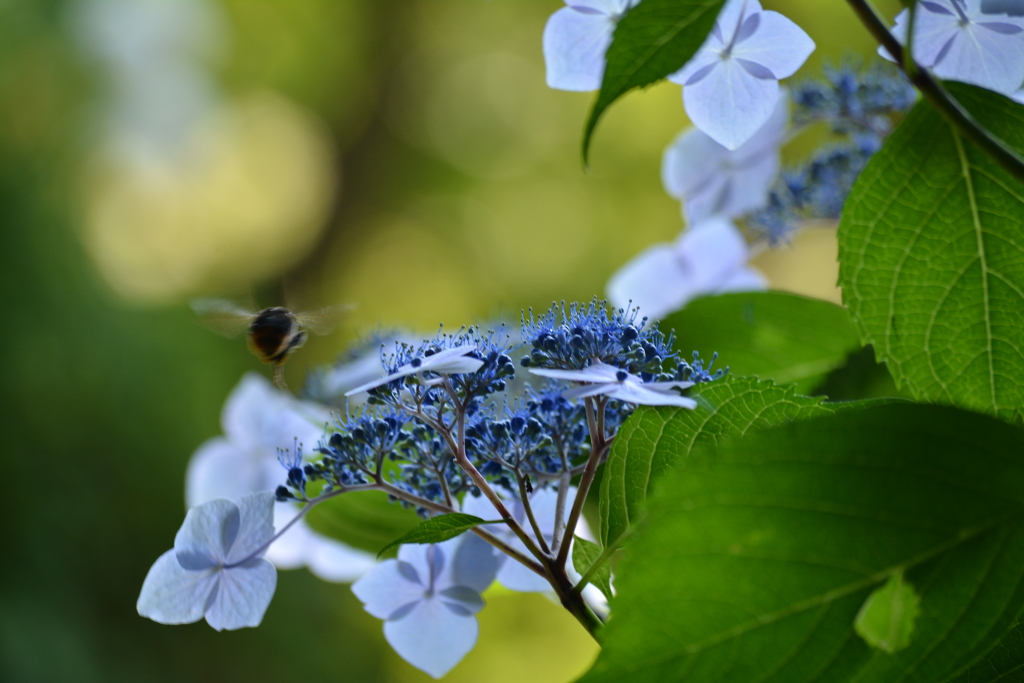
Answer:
193 299 351 389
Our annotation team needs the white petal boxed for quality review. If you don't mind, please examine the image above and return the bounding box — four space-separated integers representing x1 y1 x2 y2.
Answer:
264 505 376 585
571 0 634 13
496 553 554 592
607 242 702 319
607 382 699 408
344 346 479 396
221 372 328 460
683 66 780 149
662 127 729 204
185 437 268 508
562 383 620 400
263 505 308 570
175 498 239 563
313 349 388 399
220 373 280 452
203 559 277 631
383 599 479 679
352 560 430 619
426 357 485 375
137 549 217 625
304 531 377 583
933 22 1024 93
907 5 961 66
684 58 780 150
224 492 276 564
668 47 720 86
678 216 751 286
712 148 780 220
717 0 764 36
719 265 768 292
449 533 502 594
544 7 615 91
732 11 815 79
420 345 480 367
527 361 626 384
644 380 697 391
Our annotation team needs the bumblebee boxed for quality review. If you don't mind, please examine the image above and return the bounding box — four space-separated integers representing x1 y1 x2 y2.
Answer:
192 299 352 389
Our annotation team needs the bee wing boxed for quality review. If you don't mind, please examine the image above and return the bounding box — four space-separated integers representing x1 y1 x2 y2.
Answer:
191 298 257 338
294 304 356 336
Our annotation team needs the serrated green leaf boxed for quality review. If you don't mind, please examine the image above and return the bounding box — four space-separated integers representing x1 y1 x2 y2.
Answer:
582 0 724 163
854 570 921 653
572 536 614 600
582 403 1024 683
305 490 422 555
839 84 1024 418
599 377 840 550
662 291 864 394
376 512 501 559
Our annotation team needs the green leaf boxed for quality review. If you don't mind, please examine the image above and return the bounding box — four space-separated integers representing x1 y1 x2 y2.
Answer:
854 570 921 654
599 377 842 550
662 291 864 394
582 0 724 163
305 490 422 555
838 84 1024 418
376 512 499 559
948 623 1024 683
582 403 1024 683
572 536 614 600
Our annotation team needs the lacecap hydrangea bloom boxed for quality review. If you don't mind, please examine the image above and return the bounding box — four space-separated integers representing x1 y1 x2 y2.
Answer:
142 301 726 677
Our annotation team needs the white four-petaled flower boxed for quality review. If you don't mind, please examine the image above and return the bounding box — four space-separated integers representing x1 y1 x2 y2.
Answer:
881 0 1024 96
352 536 499 679
669 0 814 150
137 492 278 631
607 216 766 320
186 373 375 582
543 0 638 91
530 361 698 408
345 345 484 397
663 91 789 225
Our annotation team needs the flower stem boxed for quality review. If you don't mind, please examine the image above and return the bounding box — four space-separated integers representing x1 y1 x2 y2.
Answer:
556 397 605 568
845 0 1024 183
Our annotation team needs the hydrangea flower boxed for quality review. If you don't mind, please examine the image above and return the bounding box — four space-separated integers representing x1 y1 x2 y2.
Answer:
543 0 638 91
352 536 499 678
663 91 789 225
186 373 375 582
530 361 699 408
669 0 815 150
137 492 277 631
880 0 1024 95
607 216 766 320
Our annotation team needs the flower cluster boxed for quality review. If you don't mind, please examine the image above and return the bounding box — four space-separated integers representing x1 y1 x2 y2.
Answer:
791 61 917 135
520 299 673 376
745 62 914 244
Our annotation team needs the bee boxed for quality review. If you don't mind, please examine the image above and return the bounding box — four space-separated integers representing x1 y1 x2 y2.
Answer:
192 299 353 389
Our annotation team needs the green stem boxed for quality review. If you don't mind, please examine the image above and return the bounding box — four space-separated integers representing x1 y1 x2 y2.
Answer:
845 0 1024 183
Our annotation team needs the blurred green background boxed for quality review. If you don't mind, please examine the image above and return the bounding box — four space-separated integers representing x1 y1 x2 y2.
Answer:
0 0 900 680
